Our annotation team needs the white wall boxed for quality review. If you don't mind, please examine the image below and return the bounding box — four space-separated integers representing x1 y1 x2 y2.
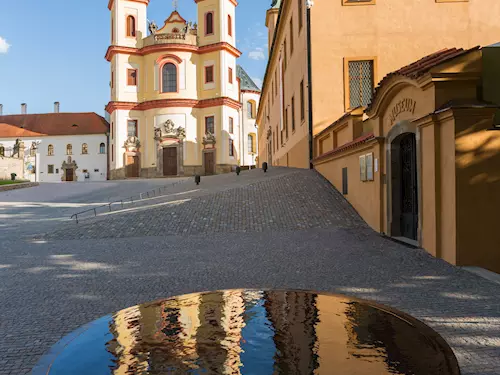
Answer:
240 91 260 166
0 134 108 182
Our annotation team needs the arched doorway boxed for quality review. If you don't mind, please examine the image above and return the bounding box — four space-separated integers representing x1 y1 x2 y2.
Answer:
391 133 418 241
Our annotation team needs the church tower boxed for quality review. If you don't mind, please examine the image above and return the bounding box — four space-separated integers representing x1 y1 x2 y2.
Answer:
109 0 148 48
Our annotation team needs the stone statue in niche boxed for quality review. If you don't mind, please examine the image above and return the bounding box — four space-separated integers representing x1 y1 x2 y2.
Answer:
124 136 141 152
149 21 158 35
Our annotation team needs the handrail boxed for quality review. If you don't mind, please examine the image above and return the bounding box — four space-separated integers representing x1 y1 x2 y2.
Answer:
70 180 186 224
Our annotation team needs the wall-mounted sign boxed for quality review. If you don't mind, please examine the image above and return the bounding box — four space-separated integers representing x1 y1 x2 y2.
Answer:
389 98 416 126
360 155 367 181
360 153 374 182
366 153 374 181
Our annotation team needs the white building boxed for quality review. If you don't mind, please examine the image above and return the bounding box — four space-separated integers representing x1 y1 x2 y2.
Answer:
236 65 261 168
0 104 109 182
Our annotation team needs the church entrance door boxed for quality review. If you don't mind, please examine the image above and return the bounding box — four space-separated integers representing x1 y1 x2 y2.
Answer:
163 147 178 176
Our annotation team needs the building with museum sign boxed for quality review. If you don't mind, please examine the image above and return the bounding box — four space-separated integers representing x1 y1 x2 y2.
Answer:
105 0 245 179
313 45 500 273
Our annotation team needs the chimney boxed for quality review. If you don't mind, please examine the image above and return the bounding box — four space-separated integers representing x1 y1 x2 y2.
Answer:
21 103 27 114
0 104 3 116
54 101 60 113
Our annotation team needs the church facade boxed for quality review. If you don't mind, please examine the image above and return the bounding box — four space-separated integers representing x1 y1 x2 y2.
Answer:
106 0 242 179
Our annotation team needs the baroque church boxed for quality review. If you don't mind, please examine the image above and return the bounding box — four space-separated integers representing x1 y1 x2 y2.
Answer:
105 0 251 178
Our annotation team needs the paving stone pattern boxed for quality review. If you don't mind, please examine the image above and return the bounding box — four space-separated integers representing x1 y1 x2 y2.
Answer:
43 170 366 240
0 168 499 374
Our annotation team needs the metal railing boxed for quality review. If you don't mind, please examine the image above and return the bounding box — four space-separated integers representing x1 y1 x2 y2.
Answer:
70 180 187 224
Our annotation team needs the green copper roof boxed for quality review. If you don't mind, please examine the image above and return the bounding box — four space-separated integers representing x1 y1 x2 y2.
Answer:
270 0 281 9
237 65 261 92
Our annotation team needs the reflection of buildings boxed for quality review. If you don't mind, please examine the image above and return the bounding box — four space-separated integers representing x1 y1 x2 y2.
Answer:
105 290 454 375
263 291 319 374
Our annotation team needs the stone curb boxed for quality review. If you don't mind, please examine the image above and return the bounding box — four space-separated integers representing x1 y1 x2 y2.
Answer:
0 182 39 192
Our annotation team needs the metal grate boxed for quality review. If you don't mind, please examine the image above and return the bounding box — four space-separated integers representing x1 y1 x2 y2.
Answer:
349 60 374 108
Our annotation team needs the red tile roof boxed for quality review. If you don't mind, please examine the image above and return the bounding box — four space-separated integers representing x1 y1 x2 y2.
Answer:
0 113 109 138
313 132 376 163
367 46 481 111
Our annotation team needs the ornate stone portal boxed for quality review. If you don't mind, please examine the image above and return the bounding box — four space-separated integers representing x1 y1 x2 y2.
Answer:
61 156 78 182
154 120 185 176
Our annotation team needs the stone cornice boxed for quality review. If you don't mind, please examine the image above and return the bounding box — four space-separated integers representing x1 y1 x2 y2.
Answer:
106 97 242 114
105 42 241 61
108 0 149 11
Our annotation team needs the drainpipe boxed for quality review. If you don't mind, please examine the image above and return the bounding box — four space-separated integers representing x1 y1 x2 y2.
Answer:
306 0 314 169
239 91 244 167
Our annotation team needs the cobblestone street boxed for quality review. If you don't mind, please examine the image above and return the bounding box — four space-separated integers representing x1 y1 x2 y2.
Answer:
1 168 499 374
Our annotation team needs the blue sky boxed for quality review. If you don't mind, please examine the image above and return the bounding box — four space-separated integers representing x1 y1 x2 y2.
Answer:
0 0 270 116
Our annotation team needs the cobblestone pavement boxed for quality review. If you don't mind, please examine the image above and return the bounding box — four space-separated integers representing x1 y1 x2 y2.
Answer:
0 168 499 374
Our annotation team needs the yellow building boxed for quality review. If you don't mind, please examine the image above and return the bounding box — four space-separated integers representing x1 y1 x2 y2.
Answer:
106 0 243 178
313 45 500 273
256 0 500 169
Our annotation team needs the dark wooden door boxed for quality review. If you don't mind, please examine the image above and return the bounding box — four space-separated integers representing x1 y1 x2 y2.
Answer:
126 156 139 178
65 168 74 182
204 152 215 175
163 147 178 176
399 133 418 240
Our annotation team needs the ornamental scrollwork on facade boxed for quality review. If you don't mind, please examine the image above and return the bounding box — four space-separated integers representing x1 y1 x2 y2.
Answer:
202 132 216 146
154 120 185 141
124 136 141 152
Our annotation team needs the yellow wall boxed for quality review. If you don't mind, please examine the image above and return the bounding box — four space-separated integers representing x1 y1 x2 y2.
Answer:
310 0 500 134
315 142 381 231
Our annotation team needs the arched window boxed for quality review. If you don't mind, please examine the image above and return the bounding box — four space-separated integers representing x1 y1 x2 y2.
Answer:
228 15 232 36
247 101 254 119
126 15 136 37
99 143 106 154
162 63 177 93
205 12 214 35
82 143 88 154
172 28 179 33
0 145 4 156
66 144 72 155
248 134 254 153
48 144 54 156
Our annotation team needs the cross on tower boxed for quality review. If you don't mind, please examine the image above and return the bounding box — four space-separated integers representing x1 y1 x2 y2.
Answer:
172 0 178 10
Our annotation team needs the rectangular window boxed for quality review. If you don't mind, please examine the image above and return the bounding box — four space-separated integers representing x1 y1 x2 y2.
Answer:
285 108 289 140
300 80 305 121
229 117 234 134
127 69 137 86
342 167 348 195
228 14 232 36
228 67 233 84
205 65 214 83
111 71 114 89
346 59 374 109
291 96 296 132
283 39 287 70
205 116 215 134
112 144 114 162
48 165 54 174
127 120 138 137
111 122 113 139
298 0 303 31
94 169 99 173
275 71 278 97
247 102 253 119
229 138 234 156
289 19 294 55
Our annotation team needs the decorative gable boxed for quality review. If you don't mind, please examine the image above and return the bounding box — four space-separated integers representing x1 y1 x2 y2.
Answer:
157 11 188 34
